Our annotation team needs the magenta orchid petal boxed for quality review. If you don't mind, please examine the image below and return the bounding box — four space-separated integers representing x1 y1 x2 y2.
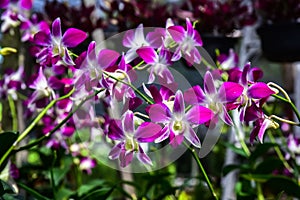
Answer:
154 126 170 143
186 106 213 124
119 150 134 168
52 18 62 39
173 90 185 116
122 111 134 133
167 26 185 42
0 0 9 8
136 46 158 64
136 122 162 142
34 31 51 46
123 29 135 47
219 82 244 102
184 86 206 105
258 119 270 143
137 146 153 165
148 103 171 123
169 131 184 148
204 72 217 95
171 47 182 62
20 0 32 10
185 127 201 148
220 106 234 126
249 67 263 82
63 48 75 65
108 143 122 160
241 63 250 85
62 28 87 48
98 49 120 69
248 82 275 99
186 18 194 38
108 120 124 140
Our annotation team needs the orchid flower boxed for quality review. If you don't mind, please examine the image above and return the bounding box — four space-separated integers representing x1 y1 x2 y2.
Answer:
237 63 275 121
148 90 213 148
34 17 87 66
20 14 49 42
136 46 174 84
0 65 25 100
79 157 97 174
75 41 120 91
167 18 202 66
123 24 161 63
184 71 244 126
108 110 161 167
28 67 55 106
0 0 32 32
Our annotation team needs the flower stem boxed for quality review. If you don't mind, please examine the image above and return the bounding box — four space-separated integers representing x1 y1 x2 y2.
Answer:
184 141 219 200
50 150 57 200
272 93 300 123
103 71 154 104
8 95 17 131
14 89 102 152
0 88 75 167
268 131 294 173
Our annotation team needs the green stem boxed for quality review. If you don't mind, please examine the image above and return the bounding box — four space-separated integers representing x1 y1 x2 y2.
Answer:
8 95 17 131
14 89 102 152
268 131 294 173
272 94 300 123
201 57 216 70
17 182 50 200
184 141 219 200
233 123 251 157
0 88 75 167
50 150 57 200
257 183 264 200
103 71 154 104
132 60 145 69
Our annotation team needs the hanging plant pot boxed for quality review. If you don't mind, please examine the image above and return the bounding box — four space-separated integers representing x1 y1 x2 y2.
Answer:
257 22 300 62
201 35 239 60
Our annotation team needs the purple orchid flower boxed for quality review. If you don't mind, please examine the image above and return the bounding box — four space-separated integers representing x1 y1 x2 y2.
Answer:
34 17 87 66
0 65 25 100
123 24 161 63
79 157 97 175
20 14 49 42
148 90 213 148
237 63 276 121
74 41 120 91
167 18 202 66
28 67 55 106
108 110 162 167
245 104 279 143
184 71 244 126
286 134 300 165
0 0 32 32
136 46 174 84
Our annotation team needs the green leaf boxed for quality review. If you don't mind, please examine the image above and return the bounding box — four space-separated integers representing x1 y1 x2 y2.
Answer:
222 164 251 176
77 180 106 197
80 187 114 200
254 158 283 174
249 143 278 162
240 174 274 183
52 156 73 186
0 179 15 196
221 142 248 157
0 131 19 172
17 182 50 200
266 176 300 197
56 188 74 200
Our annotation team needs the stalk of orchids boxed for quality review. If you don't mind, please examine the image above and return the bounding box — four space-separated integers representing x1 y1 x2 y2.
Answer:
0 0 300 199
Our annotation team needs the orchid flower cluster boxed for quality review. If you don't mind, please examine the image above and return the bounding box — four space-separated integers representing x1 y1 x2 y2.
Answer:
1 1 300 199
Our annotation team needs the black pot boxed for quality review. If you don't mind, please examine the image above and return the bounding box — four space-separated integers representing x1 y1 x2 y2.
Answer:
201 35 239 60
257 22 300 62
